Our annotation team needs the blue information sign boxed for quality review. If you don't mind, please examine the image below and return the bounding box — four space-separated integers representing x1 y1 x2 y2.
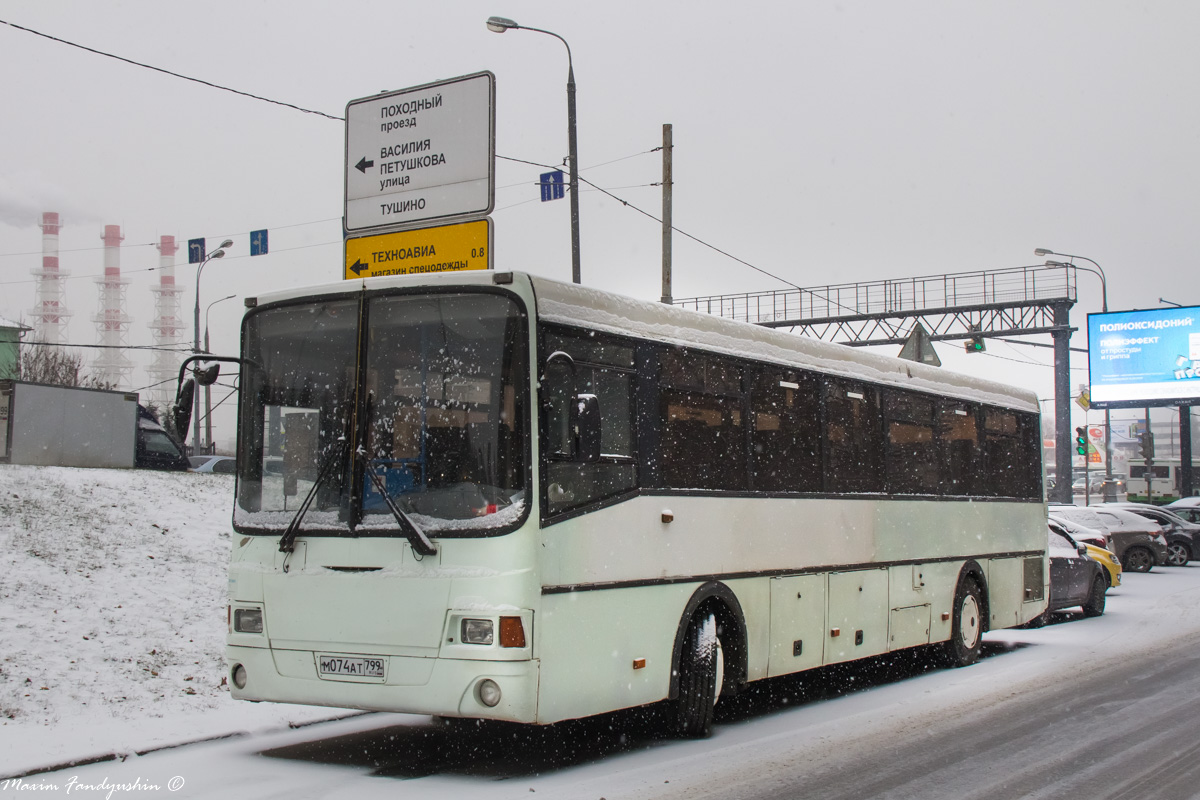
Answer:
187 238 205 264
251 229 268 256
539 170 565 202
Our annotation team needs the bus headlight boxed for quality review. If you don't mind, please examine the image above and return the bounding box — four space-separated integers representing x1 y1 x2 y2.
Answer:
462 619 494 645
477 679 502 707
234 608 263 634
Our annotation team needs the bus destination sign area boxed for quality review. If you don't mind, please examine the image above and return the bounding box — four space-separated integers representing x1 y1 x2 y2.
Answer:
345 72 495 232
344 219 491 280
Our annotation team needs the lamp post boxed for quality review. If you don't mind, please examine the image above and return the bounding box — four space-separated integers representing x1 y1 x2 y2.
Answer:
487 15 581 284
203 294 236 453
193 239 233 453
1036 248 1114 501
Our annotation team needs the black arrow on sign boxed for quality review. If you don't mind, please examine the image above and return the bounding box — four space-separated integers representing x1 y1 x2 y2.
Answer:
349 259 369 276
355 157 374 173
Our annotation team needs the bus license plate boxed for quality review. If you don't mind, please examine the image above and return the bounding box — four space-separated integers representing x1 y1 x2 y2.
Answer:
317 654 387 681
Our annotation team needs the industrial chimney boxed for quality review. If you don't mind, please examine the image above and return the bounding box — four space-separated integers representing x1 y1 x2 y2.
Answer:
146 235 185 408
91 224 133 389
28 212 73 344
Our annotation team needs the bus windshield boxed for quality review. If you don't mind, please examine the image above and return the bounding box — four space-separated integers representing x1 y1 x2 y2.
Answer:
235 291 528 536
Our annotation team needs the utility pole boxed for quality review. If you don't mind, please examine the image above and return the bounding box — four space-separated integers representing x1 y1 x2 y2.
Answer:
660 123 673 305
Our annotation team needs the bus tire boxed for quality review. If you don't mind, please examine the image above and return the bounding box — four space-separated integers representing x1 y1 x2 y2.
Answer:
942 576 984 668
671 611 720 738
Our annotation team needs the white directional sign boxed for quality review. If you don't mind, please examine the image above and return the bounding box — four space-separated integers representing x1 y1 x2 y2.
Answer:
345 72 495 232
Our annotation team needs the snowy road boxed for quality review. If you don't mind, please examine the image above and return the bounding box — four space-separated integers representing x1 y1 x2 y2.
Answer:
7 567 1200 800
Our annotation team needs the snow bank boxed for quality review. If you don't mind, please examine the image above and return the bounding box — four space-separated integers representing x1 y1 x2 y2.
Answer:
0 465 342 774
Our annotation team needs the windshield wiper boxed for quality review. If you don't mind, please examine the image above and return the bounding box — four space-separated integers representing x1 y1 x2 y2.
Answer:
364 467 438 556
279 407 354 553
360 391 437 556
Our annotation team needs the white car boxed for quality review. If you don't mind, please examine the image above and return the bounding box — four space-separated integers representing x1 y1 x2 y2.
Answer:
188 455 236 474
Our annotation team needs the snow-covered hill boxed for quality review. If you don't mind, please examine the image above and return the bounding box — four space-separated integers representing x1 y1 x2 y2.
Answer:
0 464 341 775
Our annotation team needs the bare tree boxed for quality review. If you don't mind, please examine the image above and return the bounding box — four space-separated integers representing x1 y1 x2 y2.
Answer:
17 344 114 390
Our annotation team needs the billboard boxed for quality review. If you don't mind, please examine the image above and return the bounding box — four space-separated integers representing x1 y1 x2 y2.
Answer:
1088 306 1200 408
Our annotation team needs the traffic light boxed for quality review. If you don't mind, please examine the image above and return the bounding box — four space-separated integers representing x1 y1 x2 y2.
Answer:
964 334 986 353
1075 426 1088 456
1138 430 1155 460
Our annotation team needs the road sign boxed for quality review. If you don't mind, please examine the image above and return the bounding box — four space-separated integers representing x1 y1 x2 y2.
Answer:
344 72 495 232
539 170 565 202
344 219 491 280
250 229 268 256
188 238 205 264
1075 386 1091 410
897 323 941 366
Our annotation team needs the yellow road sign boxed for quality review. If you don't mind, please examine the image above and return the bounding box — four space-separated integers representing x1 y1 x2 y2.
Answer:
344 219 490 280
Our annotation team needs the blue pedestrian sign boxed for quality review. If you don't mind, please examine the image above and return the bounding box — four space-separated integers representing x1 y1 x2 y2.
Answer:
187 238 205 264
539 170 565 202
251 229 268 256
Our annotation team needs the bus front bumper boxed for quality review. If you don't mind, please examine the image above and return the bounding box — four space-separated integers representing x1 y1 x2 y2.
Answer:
227 645 539 723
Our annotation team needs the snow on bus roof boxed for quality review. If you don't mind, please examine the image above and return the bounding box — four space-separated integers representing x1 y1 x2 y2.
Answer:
530 276 1039 413
250 271 1038 414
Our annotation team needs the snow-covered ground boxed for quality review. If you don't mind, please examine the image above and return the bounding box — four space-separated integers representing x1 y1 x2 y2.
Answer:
0 465 350 775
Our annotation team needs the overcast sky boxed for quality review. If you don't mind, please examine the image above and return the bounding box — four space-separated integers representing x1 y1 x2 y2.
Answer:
2 1 1198 444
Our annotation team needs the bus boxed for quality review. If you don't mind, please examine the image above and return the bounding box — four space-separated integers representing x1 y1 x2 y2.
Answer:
216 270 1047 738
1127 459 1200 503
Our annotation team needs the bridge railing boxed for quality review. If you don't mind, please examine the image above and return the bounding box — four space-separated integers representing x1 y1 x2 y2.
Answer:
673 264 1077 324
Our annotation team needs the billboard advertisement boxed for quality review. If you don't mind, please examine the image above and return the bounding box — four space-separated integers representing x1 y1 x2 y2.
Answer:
1088 306 1200 408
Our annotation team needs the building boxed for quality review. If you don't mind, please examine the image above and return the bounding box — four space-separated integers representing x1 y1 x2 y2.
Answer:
0 317 31 380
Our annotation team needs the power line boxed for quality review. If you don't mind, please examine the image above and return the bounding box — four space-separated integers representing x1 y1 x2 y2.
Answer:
20 340 192 353
0 18 343 121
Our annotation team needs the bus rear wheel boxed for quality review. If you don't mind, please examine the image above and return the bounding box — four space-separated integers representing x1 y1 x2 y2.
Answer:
942 577 984 668
671 612 721 738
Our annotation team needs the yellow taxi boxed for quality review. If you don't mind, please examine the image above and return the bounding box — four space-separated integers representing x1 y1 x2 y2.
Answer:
1084 543 1122 589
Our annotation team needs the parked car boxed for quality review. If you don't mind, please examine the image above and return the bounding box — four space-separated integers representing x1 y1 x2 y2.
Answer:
1028 521 1107 626
1048 504 1168 573
1048 513 1111 550
1070 473 1127 499
189 454 237 474
1103 502 1200 566
135 406 188 472
1083 541 1122 589
1165 496 1200 524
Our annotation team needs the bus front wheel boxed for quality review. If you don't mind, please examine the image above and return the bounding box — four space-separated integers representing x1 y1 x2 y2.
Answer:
671 611 722 738
942 577 984 668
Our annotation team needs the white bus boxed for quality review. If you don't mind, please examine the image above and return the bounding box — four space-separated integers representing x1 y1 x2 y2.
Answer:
1127 459 1200 503
220 270 1047 737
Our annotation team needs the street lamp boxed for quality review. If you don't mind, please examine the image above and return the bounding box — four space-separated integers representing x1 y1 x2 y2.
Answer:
487 15 581 285
193 239 233 453
1036 248 1115 501
203 294 236 452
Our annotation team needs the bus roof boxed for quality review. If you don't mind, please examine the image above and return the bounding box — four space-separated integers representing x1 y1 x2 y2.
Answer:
251 270 1039 414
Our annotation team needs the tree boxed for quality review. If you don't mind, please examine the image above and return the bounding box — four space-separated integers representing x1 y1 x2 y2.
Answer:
17 344 114 390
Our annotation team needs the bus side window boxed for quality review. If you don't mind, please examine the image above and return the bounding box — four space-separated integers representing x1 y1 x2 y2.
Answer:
983 409 1041 499
884 391 939 495
542 328 638 518
658 349 747 491
938 401 980 496
750 369 821 492
824 379 883 494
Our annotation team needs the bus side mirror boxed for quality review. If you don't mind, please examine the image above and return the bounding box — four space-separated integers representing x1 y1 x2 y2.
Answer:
170 379 196 443
196 362 221 386
571 393 601 463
